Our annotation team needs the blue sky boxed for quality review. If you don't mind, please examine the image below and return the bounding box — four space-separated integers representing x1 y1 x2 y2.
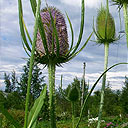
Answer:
0 0 128 91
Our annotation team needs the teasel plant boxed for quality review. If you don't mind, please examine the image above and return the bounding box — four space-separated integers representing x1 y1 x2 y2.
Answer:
60 75 80 128
111 0 128 48
93 0 120 127
18 0 93 127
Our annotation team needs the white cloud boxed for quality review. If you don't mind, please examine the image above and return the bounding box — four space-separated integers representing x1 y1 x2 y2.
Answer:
59 0 102 8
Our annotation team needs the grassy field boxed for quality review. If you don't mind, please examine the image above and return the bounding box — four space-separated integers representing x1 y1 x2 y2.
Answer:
36 116 128 128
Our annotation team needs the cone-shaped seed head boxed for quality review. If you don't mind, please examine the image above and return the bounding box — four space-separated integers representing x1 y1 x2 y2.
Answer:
96 7 115 42
68 86 80 102
36 7 69 56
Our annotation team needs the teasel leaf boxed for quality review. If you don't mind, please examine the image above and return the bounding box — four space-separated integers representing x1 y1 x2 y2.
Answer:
18 0 31 52
49 9 60 56
70 0 85 57
27 85 47 128
66 12 74 53
0 105 22 128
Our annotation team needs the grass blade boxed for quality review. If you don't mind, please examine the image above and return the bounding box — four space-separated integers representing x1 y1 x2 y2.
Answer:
27 85 47 128
0 105 22 128
18 0 31 52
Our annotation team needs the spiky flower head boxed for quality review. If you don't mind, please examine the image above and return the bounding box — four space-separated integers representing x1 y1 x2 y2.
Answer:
96 7 116 44
111 0 128 10
68 85 80 102
36 7 69 64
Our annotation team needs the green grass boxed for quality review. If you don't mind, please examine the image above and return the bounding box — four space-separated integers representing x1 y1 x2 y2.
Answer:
1 115 128 128
36 116 128 128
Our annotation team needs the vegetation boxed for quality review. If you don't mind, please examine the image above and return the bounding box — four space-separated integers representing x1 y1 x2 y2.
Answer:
0 0 128 127
0 62 128 127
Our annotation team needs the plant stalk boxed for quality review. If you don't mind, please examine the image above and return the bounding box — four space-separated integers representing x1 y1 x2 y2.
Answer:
97 42 109 128
23 0 41 127
48 60 56 128
81 62 86 106
72 102 75 128
123 3 128 48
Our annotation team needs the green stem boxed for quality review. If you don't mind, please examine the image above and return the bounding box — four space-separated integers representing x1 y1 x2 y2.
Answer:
123 3 128 48
23 0 41 127
48 60 56 128
72 102 75 128
97 42 109 128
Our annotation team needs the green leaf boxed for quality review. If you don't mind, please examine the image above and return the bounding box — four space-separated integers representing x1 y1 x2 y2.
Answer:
0 105 22 128
18 0 31 52
27 85 47 128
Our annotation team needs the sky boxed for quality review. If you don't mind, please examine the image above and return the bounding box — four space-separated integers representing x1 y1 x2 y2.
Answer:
0 0 128 91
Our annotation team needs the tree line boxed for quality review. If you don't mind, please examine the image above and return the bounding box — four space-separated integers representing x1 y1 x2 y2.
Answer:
0 61 128 121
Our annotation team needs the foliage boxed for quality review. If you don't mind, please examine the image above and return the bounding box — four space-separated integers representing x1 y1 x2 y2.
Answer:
0 109 24 128
17 61 46 100
120 76 128 114
4 70 16 93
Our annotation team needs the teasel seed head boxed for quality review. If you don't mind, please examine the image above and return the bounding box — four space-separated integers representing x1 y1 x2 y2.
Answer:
36 7 69 57
96 6 116 44
68 85 80 102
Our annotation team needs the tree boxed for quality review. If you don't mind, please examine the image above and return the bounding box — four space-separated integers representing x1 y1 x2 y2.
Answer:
120 76 128 115
4 70 16 93
17 61 46 101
